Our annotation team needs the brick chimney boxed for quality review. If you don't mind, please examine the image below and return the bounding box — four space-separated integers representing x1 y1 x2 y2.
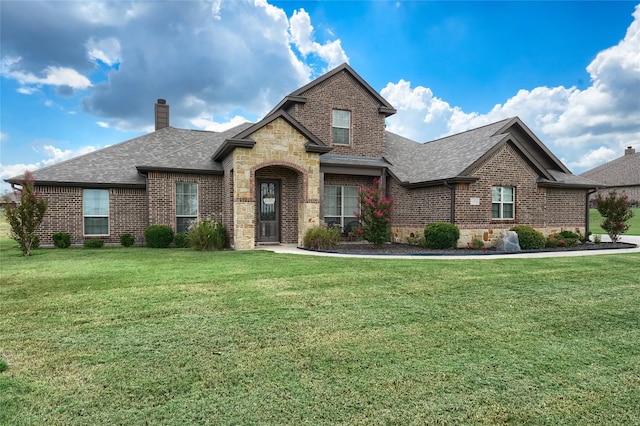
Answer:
625 146 636 155
154 98 169 130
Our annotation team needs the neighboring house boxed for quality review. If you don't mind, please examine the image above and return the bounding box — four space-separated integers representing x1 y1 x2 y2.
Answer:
580 147 640 207
0 192 20 209
6 64 598 248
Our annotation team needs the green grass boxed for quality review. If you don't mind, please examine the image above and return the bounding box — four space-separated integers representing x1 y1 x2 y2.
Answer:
1 237 639 425
590 207 639 236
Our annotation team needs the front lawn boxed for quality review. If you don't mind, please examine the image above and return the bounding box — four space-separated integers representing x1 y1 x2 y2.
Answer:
1 239 639 424
590 207 640 236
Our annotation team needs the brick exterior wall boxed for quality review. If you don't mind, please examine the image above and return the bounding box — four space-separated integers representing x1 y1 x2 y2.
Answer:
288 70 387 158
385 143 589 247
147 171 225 232
34 186 147 246
589 186 640 208
388 179 453 242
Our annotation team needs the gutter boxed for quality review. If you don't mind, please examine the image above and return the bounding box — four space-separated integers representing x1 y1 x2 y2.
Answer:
585 188 598 236
443 181 455 223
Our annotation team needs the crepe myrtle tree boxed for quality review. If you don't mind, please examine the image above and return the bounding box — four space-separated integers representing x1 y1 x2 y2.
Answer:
355 178 394 247
595 190 634 243
3 171 47 256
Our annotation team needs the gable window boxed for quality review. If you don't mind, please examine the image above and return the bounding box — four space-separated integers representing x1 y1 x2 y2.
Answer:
83 189 109 235
332 109 351 145
324 185 359 231
176 182 197 233
492 186 515 220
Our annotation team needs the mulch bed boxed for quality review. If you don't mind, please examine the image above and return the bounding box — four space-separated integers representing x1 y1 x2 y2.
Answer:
306 241 637 256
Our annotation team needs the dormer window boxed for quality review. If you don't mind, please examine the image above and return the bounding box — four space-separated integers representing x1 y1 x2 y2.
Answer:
332 109 351 145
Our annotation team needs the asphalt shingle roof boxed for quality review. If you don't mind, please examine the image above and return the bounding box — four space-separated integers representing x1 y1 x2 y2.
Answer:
579 151 640 187
384 119 511 184
11 124 252 187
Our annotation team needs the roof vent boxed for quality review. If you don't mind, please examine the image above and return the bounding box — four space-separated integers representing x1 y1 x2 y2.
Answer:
155 99 169 130
625 146 636 155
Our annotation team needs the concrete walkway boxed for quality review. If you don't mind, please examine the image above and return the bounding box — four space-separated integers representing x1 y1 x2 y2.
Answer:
259 235 640 260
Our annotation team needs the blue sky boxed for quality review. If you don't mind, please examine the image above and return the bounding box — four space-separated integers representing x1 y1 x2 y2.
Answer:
1 1 639 194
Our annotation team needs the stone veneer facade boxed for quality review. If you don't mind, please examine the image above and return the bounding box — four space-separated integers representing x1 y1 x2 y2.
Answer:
227 117 322 250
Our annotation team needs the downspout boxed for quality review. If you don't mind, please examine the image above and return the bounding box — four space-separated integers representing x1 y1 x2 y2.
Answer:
585 188 597 236
443 181 455 224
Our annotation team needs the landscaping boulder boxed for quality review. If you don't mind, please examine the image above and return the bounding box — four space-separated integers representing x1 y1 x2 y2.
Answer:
497 231 521 252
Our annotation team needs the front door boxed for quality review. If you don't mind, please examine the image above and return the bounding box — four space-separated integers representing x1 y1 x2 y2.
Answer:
257 180 280 243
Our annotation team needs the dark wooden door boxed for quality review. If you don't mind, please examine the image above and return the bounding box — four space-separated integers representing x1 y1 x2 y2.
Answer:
257 180 280 243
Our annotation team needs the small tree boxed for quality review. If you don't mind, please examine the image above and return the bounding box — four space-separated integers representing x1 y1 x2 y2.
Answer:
3 171 47 256
355 179 394 247
595 190 634 243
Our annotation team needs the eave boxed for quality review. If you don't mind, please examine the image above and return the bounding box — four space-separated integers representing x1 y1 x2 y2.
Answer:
399 176 479 189
212 138 257 162
136 166 224 176
4 178 146 190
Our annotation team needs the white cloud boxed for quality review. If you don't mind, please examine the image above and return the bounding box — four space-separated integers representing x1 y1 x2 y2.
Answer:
383 4 640 173
289 8 349 70
1 56 92 90
86 37 121 66
191 115 250 132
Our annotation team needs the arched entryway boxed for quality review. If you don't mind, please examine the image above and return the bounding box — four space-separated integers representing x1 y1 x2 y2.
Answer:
255 165 304 244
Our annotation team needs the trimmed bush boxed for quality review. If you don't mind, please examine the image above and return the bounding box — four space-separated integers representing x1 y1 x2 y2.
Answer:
144 225 174 248
558 230 580 240
120 233 135 247
174 232 189 248
424 222 460 249
510 225 546 250
303 224 341 250
187 219 227 251
84 239 104 248
52 232 71 248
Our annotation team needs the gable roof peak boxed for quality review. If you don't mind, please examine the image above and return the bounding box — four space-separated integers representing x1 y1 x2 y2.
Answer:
268 63 396 117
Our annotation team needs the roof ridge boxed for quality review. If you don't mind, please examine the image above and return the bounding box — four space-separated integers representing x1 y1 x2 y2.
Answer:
422 117 513 144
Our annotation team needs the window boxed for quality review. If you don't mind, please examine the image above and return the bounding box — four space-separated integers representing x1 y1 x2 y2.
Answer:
325 185 359 230
492 186 515 219
332 109 351 145
176 182 197 232
83 189 109 235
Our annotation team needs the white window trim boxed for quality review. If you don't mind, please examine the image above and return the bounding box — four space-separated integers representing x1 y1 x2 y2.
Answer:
332 109 351 145
176 182 198 233
492 186 515 220
324 185 359 230
83 189 110 236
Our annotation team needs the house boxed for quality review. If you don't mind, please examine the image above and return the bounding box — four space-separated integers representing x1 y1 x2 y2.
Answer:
5 63 599 248
580 146 640 207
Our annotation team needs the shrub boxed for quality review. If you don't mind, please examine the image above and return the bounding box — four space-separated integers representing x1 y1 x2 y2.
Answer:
187 219 227 251
174 232 189 248
52 232 71 248
355 179 394 247
303 224 341 250
467 238 484 250
510 225 545 250
406 233 426 247
2 170 47 256
120 233 135 247
558 230 580 240
144 225 174 248
0 358 8 373
424 222 460 249
596 190 634 242
84 239 104 248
